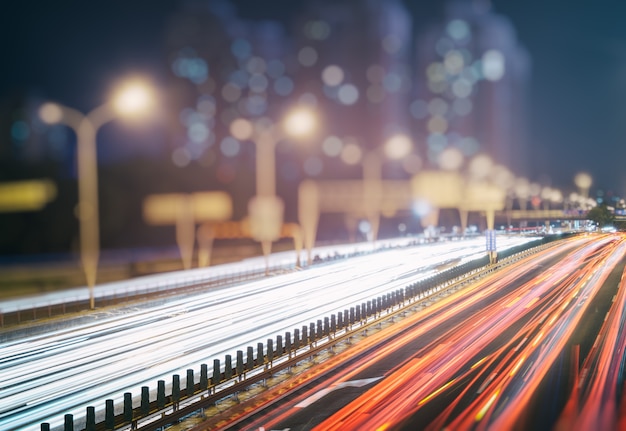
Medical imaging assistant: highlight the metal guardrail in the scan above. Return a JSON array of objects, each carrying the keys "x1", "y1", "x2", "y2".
[
  {"x1": 0, "y1": 263, "x2": 297, "y2": 328},
  {"x1": 1, "y1": 241, "x2": 414, "y2": 328},
  {"x1": 40, "y1": 234, "x2": 571, "y2": 431}
]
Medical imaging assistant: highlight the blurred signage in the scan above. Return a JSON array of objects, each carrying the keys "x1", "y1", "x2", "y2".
[
  {"x1": 143, "y1": 191, "x2": 233, "y2": 270},
  {"x1": 0, "y1": 179, "x2": 57, "y2": 212},
  {"x1": 313, "y1": 180, "x2": 412, "y2": 213},
  {"x1": 486, "y1": 229, "x2": 497, "y2": 252},
  {"x1": 461, "y1": 181, "x2": 507, "y2": 211},
  {"x1": 411, "y1": 171, "x2": 464, "y2": 208},
  {"x1": 143, "y1": 192, "x2": 232, "y2": 225}
]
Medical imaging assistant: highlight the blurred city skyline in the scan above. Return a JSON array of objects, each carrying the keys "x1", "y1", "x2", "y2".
[{"x1": 1, "y1": 0, "x2": 626, "y2": 257}]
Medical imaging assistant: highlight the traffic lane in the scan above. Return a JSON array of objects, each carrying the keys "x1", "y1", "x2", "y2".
[
  {"x1": 486, "y1": 237, "x2": 626, "y2": 431},
  {"x1": 326, "y1": 238, "x2": 624, "y2": 430},
  {"x1": 1, "y1": 238, "x2": 488, "y2": 365},
  {"x1": 550, "y1": 240, "x2": 626, "y2": 431},
  {"x1": 318, "y1": 263, "x2": 593, "y2": 430},
  {"x1": 1, "y1": 239, "x2": 534, "y2": 430},
  {"x1": 229, "y1": 237, "x2": 597, "y2": 430},
  {"x1": 411, "y1": 235, "x2": 626, "y2": 431},
  {"x1": 257, "y1": 236, "x2": 617, "y2": 431}
]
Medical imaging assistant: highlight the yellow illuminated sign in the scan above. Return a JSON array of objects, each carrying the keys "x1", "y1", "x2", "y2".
[{"x1": 0, "y1": 179, "x2": 57, "y2": 212}]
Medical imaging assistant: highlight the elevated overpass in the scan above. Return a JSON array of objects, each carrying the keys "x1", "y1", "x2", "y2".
[{"x1": 494, "y1": 209, "x2": 588, "y2": 222}]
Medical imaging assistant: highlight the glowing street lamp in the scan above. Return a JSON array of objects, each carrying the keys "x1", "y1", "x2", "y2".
[
  {"x1": 574, "y1": 172, "x2": 593, "y2": 198},
  {"x1": 541, "y1": 187, "x2": 554, "y2": 210},
  {"x1": 39, "y1": 77, "x2": 155, "y2": 309},
  {"x1": 283, "y1": 106, "x2": 319, "y2": 140}
]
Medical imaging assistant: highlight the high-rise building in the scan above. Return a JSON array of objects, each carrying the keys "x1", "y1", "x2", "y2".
[
  {"x1": 165, "y1": 0, "x2": 415, "y2": 179},
  {"x1": 164, "y1": 0, "x2": 304, "y2": 199},
  {"x1": 163, "y1": 0, "x2": 419, "y2": 226},
  {"x1": 289, "y1": 0, "x2": 413, "y2": 178},
  {"x1": 413, "y1": 0, "x2": 531, "y2": 177},
  {"x1": 164, "y1": 0, "x2": 531, "y2": 213}
]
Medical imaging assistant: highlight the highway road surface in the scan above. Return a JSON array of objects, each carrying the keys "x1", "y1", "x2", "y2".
[
  {"x1": 213, "y1": 233, "x2": 626, "y2": 431},
  {"x1": 0, "y1": 235, "x2": 537, "y2": 430}
]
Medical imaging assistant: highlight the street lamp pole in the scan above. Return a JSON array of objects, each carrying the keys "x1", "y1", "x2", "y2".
[
  {"x1": 40, "y1": 103, "x2": 115, "y2": 309},
  {"x1": 235, "y1": 107, "x2": 319, "y2": 274},
  {"x1": 40, "y1": 79, "x2": 154, "y2": 309},
  {"x1": 362, "y1": 133, "x2": 412, "y2": 243},
  {"x1": 76, "y1": 107, "x2": 115, "y2": 307},
  {"x1": 255, "y1": 128, "x2": 277, "y2": 198},
  {"x1": 362, "y1": 151, "x2": 383, "y2": 243},
  {"x1": 253, "y1": 125, "x2": 282, "y2": 268}
]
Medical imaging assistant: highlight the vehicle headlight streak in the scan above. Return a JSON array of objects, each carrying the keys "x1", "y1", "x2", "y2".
[
  {"x1": 279, "y1": 235, "x2": 626, "y2": 431},
  {"x1": 0, "y1": 236, "x2": 538, "y2": 430}
]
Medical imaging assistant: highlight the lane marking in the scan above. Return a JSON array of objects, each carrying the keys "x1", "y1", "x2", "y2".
[{"x1": 295, "y1": 376, "x2": 383, "y2": 408}]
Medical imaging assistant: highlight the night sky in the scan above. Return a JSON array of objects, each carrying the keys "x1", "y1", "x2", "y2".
[{"x1": 2, "y1": 0, "x2": 626, "y2": 194}]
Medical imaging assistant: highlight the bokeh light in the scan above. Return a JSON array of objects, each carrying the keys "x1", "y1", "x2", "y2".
[
  {"x1": 382, "y1": 72, "x2": 402, "y2": 93},
  {"x1": 366, "y1": 64, "x2": 385, "y2": 83},
  {"x1": 229, "y1": 118, "x2": 253, "y2": 141},
  {"x1": 451, "y1": 78, "x2": 472, "y2": 98},
  {"x1": 298, "y1": 46, "x2": 318, "y2": 66},
  {"x1": 231, "y1": 38, "x2": 252, "y2": 59},
  {"x1": 444, "y1": 50, "x2": 464, "y2": 74},
  {"x1": 428, "y1": 98, "x2": 448, "y2": 116},
  {"x1": 283, "y1": 106, "x2": 318, "y2": 138},
  {"x1": 321, "y1": 65, "x2": 344, "y2": 86},
  {"x1": 274, "y1": 76, "x2": 294, "y2": 96},
  {"x1": 246, "y1": 56, "x2": 266, "y2": 74},
  {"x1": 39, "y1": 103, "x2": 63, "y2": 124},
  {"x1": 468, "y1": 154, "x2": 493, "y2": 179},
  {"x1": 248, "y1": 74, "x2": 269, "y2": 93},
  {"x1": 171, "y1": 147, "x2": 191, "y2": 167},
  {"x1": 266, "y1": 59, "x2": 285, "y2": 78},
  {"x1": 447, "y1": 19, "x2": 470, "y2": 41},
  {"x1": 482, "y1": 49, "x2": 505, "y2": 81},
  {"x1": 322, "y1": 136, "x2": 343, "y2": 157},
  {"x1": 340, "y1": 141, "x2": 363, "y2": 165},
  {"x1": 427, "y1": 116, "x2": 448, "y2": 134},
  {"x1": 11, "y1": 121, "x2": 30, "y2": 141},
  {"x1": 575, "y1": 172, "x2": 593, "y2": 189},
  {"x1": 187, "y1": 122, "x2": 210, "y2": 143},
  {"x1": 172, "y1": 55, "x2": 208, "y2": 84},
  {"x1": 337, "y1": 84, "x2": 359, "y2": 105},
  {"x1": 304, "y1": 20, "x2": 331, "y2": 40},
  {"x1": 112, "y1": 79, "x2": 154, "y2": 117},
  {"x1": 384, "y1": 134, "x2": 412, "y2": 160},
  {"x1": 412, "y1": 199, "x2": 432, "y2": 218},
  {"x1": 410, "y1": 100, "x2": 429, "y2": 119},
  {"x1": 438, "y1": 147, "x2": 464, "y2": 170},
  {"x1": 220, "y1": 136, "x2": 241, "y2": 157}
]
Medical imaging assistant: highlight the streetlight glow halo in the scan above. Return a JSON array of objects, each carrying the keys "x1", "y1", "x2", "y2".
[
  {"x1": 384, "y1": 133, "x2": 412, "y2": 160},
  {"x1": 39, "y1": 103, "x2": 63, "y2": 124},
  {"x1": 574, "y1": 172, "x2": 592, "y2": 189},
  {"x1": 283, "y1": 106, "x2": 318, "y2": 138},
  {"x1": 112, "y1": 78, "x2": 154, "y2": 117}
]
